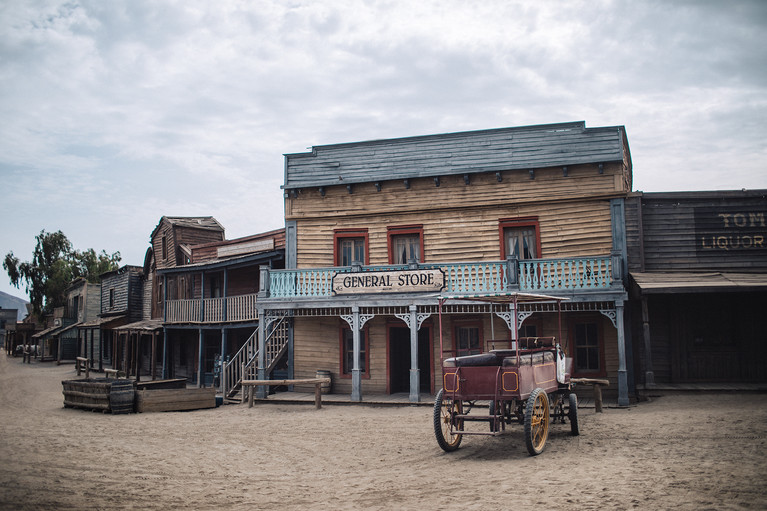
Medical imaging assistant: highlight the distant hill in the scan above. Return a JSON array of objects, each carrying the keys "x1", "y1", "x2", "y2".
[{"x1": 0, "y1": 291, "x2": 29, "y2": 321}]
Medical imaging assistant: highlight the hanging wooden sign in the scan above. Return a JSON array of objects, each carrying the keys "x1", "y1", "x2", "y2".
[{"x1": 332, "y1": 269, "x2": 445, "y2": 295}]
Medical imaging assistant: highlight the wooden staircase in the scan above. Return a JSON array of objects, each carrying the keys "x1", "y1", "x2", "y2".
[{"x1": 222, "y1": 315, "x2": 290, "y2": 400}]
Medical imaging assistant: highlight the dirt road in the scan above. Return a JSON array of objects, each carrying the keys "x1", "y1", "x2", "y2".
[{"x1": 1, "y1": 354, "x2": 765, "y2": 510}]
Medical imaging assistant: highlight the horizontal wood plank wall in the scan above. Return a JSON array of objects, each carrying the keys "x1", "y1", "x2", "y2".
[
  {"x1": 624, "y1": 195, "x2": 644, "y2": 273},
  {"x1": 638, "y1": 194, "x2": 767, "y2": 272},
  {"x1": 290, "y1": 196, "x2": 615, "y2": 268}
]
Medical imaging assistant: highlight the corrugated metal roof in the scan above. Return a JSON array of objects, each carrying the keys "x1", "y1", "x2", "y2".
[{"x1": 284, "y1": 121, "x2": 629, "y2": 190}]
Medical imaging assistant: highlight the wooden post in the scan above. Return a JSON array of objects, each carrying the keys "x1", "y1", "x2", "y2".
[
  {"x1": 248, "y1": 384, "x2": 255, "y2": 408},
  {"x1": 314, "y1": 382, "x2": 322, "y2": 410}
]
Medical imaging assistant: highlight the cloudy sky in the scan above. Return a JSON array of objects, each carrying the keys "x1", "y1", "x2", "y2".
[{"x1": 1, "y1": 0, "x2": 766, "y2": 301}]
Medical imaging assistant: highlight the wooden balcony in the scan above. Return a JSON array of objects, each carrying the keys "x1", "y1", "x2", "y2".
[
  {"x1": 165, "y1": 293, "x2": 259, "y2": 324},
  {"x1": 265, "y1": 255, "x2": 621, "y2": 299}
]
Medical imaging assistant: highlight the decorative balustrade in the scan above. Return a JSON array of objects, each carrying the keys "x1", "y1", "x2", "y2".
[
  {"x1": 165, "y1": 293, "x2": 259, "y2": 323},
  {"x1": 267, "y1": 257, "x2": 615, "y2": 299},
  {"x1": 518, "y1": 257, "x2": 612, "y2": 291}
]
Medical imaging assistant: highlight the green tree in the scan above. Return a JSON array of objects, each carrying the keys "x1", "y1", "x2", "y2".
[{"x1": 3, "y1": 230, "x2": 121, "y2": 315}]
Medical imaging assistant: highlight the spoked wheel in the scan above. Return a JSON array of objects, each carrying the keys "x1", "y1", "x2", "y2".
[
  {"x1": 568, "y1": 392, "x2": 580, "y2": 436},
  {"x1": 524, "y1": 388, "x2": 550, "y2": 456},
  {"x1": 433, "y1": 388, "x2": 463, "y2": 452}
]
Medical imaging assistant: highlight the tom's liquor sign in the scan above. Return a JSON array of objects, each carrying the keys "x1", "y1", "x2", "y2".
[
  {"x1": 332, "y1": 269, "x2": 445, "y2": 295},
  {"x1": 695, "y1": 206, "x2": 765, "y2": 252}
]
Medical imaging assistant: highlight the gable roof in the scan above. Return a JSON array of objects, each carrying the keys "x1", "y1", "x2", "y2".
[
  {"x1": 283, "y1": 121, "x2": 630, "y2": 191},
  {"x1": 150, "y1": 216, "x2": 224, "y2": 239}
]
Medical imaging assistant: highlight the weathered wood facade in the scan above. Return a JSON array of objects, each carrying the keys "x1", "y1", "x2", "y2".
[
  {"x1": 259, "y1": 121, "x2": 633, "y2": 405},
  {"x1": 626, "y1": 190, "x2": 767, "y2": 386}
]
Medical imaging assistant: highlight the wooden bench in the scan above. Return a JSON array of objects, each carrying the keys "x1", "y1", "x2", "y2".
[
  {"x1": 571, "y1": 377, "x2": 610, "y2": 413},
  {"x1": 104, "y1": 369, "x2": 120, "y2": 379},
  {"x1": 75, "y1": 357, "x2": 90, "y2": 379},
  {"x1": 241, "y1": 378, "x2": 331, "y2": 410}
]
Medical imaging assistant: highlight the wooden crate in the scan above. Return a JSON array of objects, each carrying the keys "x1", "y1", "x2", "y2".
[{"x1": 135, "y1": 387, "x2": 216, "y2": 413}]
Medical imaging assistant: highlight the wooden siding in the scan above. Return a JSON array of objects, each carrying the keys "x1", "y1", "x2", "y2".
[
  {"x1": 100, "y1": 267, "x2": 143, "y2": 321},
  {"x1": 626, "y1": 191, "x2": 767, "y2": 273},
  {"x1": 292, "y1": 311, "x2": 620, "y2": 398},
  {"x1": 285, "y1": 121, "x2": 629, "y2": 190},
  {"x1": 191, "y1": 229, "x2": 286, "y2": 263},
  {"x1": 152, "y1": 219, "x2": 225, "y2": 270},
  {"x1": 290, "y1": 187, "x2": 615, "y2": 269}
]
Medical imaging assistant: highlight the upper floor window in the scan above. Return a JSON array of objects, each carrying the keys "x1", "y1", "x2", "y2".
[
  {"x1": 500, "y1": 218, "x2": 540, "y2": 260},
  {"x1": 334, "y1": 229, "x2": 368, "y2": 266},
  {"x1": 388, "y1": 225, "x2": 423, "y2": 264},
  {"x1": 109, "y1": 288, "x2": 115, "y2": 309},
  {"x1": 161, "y1": 236, "x2": 168, "y2": 260}
]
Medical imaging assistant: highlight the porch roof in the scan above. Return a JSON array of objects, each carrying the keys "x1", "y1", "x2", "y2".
[
  {"x1": 630, "y1": 272, "x2": 767, "y2": 294},
  {"x1": 114, "y1": 319, "x2": 163, "y2": 332}
]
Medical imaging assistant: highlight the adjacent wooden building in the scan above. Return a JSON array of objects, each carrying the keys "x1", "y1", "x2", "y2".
[
  {"x1": 258, "y1": 121, "x2": 633, "y2": 405},
  {"x1": 626, "y1": 190, "x2": 767, "y2": 386}
]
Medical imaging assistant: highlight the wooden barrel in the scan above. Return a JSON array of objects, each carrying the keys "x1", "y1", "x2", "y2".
[
  {"x1": 316, "y1": 370, "x2": 332, "y2": 394},
  {"x1": 109, "y1": 380, "x2": 135, "y2": 414}
]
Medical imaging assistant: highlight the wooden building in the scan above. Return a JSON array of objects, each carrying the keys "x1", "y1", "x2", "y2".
[
  {"x1": 157, "y1": 228, "x2": 285, "y2": 391},
  {"x1": 257, "y1": 121, "x2": 633, "y2": 405},
  {"x1": 626, "y1": 190, "x2": 767, "y2": 387}
]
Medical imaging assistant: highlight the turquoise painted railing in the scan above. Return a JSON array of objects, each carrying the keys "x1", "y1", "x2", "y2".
[
  {"x1": 519, "y1": 257, "x2": 612, "y2": 291},
  {"x1": 268, "y1": 257, "x2": 613, "y2": 298}
]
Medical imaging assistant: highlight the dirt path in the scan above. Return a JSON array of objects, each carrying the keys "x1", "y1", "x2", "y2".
[{"x1": 1, "y1": 354, "x2": 765, "y2": 510}]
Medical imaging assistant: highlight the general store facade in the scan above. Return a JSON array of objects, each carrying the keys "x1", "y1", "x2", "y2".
[{"x1": 257, "y1": 121, "x2": 634, "y2": 405}]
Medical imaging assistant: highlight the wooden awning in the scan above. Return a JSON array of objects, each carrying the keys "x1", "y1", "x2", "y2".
[
  {"x1": 630, "y1": 272, "x2": 767, "y2": 294},
  {"x1": 438, "y1": 292, "x2": 568, "y2": 304}
]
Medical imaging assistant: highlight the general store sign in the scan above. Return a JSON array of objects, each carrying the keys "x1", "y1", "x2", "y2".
[{"x1": 332, "y1": 269, "x2": 445, "y2": 295}]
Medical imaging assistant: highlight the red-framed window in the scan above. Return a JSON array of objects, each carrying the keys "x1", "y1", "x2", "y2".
[
  {"x1": 569, "y1": 316, "x2": 606, "y2": 377},
  {"x1": 453, "y1": 320, "x2": 483, "y2": 357},
  {"x1": 339, "y1": 325, "x2": 370, "y2": 378},
  {"x1": 334, "y1": 229, "x2": 369, "y2": 266},
  {"x1": 499, "y1": 217, "x2": 541, "y2": 260},
  {"x1": 387, "y1": 225, "x2": 424, "y2": 264}
]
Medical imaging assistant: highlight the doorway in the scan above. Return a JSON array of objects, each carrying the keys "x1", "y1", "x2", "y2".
[{"x1": 388, "y1": 326, "x2": 431, "y2": 394}]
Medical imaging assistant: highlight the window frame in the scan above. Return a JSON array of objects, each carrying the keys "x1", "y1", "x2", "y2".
[
  {"x1": 568, "y1": 315, "x2": 607, "y2": 377},
  {"x1": 453, "y1": 320, "x2": 484, "y2": 357},
  {"x1": 387, "y1": 225, "x2": 424, "y2": 264},
  {"x1": 339, "y1": 323, "x2": 370, "y2": 379},
  {"x1": 333, "y1": 229, "x2": 369, "y2": 266},
  {"x1": 499, "y1": 217, "x2": 541, "y2": 260}
]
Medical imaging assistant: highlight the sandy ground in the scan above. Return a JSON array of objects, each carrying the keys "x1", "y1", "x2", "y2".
[{"x1": 1, "y1": 355, "x2": 766, "y2": 511}]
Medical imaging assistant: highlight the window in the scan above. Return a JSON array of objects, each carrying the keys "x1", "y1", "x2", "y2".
[
  {"x1": 455, "y1": 323, "x2": 482, "y2": 356},
  {"x1": 388, "y1": 225, "x2": 423, "y2": 264},
  {"x1": 500, "y1": 218, "x2": 540, "y2": 260},
  {"x1": 573, "y1": 321, "x2": 601, "y2": 374},
  {"x1": 519, "y1": 323, "x2": 538, "y2": 338},
  {"x1": 109, "y1": 288, "x2": 115, "y2": 309},
  {"x1": 341, "y1": 327, "x2": 368, "y2": 376},
  {"x1": 161, "y1": 236, "x2": 168, "y2": 260},
  {"x1": 334, "y1": 229, "x2": 368, "y2": 266},
  {"x1": 208, "y1": 274, "x2": 222, "y2": 298}
]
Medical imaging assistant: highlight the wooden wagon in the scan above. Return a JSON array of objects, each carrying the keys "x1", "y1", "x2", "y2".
[{"x1": 434, "y1": 293, "x2": 579, "y2": 456}]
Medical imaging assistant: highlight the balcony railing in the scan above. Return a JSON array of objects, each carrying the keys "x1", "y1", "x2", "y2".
[
  {"x1": 165, "y1": 293, "x2": 259, "y2": 323},
  {"x1": 266, "y1": 255, "x2": 619, "y2": 299}
]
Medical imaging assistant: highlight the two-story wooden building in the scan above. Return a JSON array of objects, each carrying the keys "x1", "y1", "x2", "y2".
[
  {"x1": 626, "y1": 190, "x2": 767, "y2": 388},
  {"x1": 257, "y1": 121, "x2": 633, "y2": 405}
]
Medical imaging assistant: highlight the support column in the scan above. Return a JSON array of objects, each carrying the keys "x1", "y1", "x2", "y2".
[
  {"x1": 151, "y1": 332, "x2": 157, "y2": 380},
  {"x1": 408, "y1": 305, "x2": 420, "y2": 403},
  {"x1": 351, "y1": 306, "x2": 362, "y2": 402},
  {"x1": 256, "y1": 308, "x2": 267, "y2": 398},
  {"x1": 641, "y1": 296, "x2": 655, "y2": 387},
  {"x1": 616, "y1": 301, "x2": 629, "y2": 406},
  {"x1": 220, "y1": 328, "x2": 227, "y2": 392},
  {"x1": 162, "y1": 329, "x2": 168, "y2": 380},
  {"x1": 197, "y1": 328, "x2": 203, "y2": 388}
]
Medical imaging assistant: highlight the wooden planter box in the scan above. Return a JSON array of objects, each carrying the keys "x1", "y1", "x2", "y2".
[
  {"x1": 135, "y1": 387, "x2": 216, "y2": 413},
  {"x1": 62, "y1": 379, "x2": 135, "y2": 414}
]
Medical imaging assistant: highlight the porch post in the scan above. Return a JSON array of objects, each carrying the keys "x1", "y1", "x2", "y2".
[
  {"x1": 151, "y1": 332, "x2": 157, "y2": 380},
  {"x1": 220, "y1": 327, "x2": 227, "y2": 392},
  {"x1": 197, "y1": 328, "x2": 203, "y2": 388},
  {"x1": 409, "y1": 305, "x2": 420, "y2": 403},
  {"x1": 641, "y1": 296, "x2": 655, "y2": 387},
  {"x1": 351, "y1": 306, "x2": 362, "y2": 402},
  {"x1": 616, "y1": 300, "x2": 629, "y2": 406},
  {"x1": 162, "y1": 329, "x2": 168, "y2": 379},
  {"x1": 256, "y1": 308, "x2": 267, "y2": 398}
]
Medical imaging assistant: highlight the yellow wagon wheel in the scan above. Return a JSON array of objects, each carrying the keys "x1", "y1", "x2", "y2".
[
  {"x1": 433, "y1": 388, "x2": 463, "y2": 452},
  {"x1": 524, "y1": 388, "x2": 550, "y2": 456}
]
